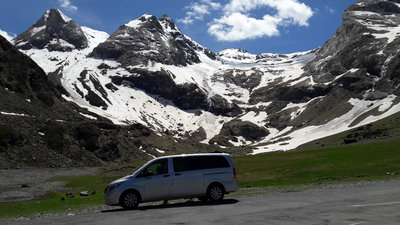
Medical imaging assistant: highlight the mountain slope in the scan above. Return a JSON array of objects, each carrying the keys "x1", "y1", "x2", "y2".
[
  {"x1": 251, "y1": 0, "x2": 400, "y2": 153},
  {"x1": 0, "y1": 34, "x2": 102, "y2": 168},
  {"x1": 1, "y1": 34, "x2": 231, "y2": 168}
]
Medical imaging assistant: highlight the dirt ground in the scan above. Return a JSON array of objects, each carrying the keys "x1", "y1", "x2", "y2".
[{"x1": 0, "y1": 168, "x2": 99, "y2": 202}]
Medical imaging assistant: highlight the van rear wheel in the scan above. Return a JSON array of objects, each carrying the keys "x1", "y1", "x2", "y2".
[
  {"x1": 207, "y1": 184, "x2": 224, "y2": 202},
  {"x1": 120, "y1": 191, "x2": 139, "y2": 210}
]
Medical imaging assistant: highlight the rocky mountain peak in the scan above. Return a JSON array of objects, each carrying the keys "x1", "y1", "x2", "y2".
[
  {"x1": 45, "y1": 8, "x2": 72, "y2": 24},
  {"x1": 90, "y1": 14, "x2": 216, "y2": 67},
  {"x1": 347, "y1": 0, "x2": 400, "y2": 14},
  {"x1": 125, "y1": 14, "x2": 161, "y2": 30},
  {"x1": 158, "y1": 14, "x2": 179, "y2": 32},
  {"x1": 14, "y1": 8, "x2": 88, "y2": 51}
]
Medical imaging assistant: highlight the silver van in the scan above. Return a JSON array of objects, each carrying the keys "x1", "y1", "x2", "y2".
[{"x1": 104, "y1": 153, "x2": 238, "y2": 209}]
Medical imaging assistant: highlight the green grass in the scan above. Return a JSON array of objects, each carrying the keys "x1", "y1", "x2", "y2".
[
  {"x1": 1, "y1": 139, "x2": 400, "y2": 219},
  {"x1": 234, "y1": 138, "x2": 400, "y2": 187}
]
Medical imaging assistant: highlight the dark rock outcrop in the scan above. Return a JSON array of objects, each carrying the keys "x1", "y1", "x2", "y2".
[
  {"x1": 250, "y1": 84, "x2": 332, "y2": 104},
  {"x1": 213, "y1": 69, "x2": 262, "y2": 92},
  {"x1": 210, "y1": 120, "x2": 269, "y2": 146},
  {"x1": 111, "y1": 68, "x2": 240, "y2": 116}
]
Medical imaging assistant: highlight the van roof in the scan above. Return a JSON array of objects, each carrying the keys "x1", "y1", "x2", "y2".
[{"x1": 154, "y1": 153, "x2": 230, "y2": 160}]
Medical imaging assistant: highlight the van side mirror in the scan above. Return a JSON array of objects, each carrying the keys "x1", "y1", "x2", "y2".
[
  {"x1": 138, "y1": 170, "x2": 153, "y2": 178},
  {"x1": 144, "y1": 170, "x2": 153, "y2": 177}
]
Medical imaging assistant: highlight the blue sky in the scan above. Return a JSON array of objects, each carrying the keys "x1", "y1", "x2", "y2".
[{"x1": 0, "y1": 0, "x2": 357, "y2": 54}]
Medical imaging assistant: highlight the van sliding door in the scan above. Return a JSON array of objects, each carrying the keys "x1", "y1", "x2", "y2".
[{"x1": 172, "y1": 157, "x2": 203, "y2": 197}]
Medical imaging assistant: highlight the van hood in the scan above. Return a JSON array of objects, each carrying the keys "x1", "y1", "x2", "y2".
[{"x1": 109, "y1": 175, "x2": 132, "y2": 185}]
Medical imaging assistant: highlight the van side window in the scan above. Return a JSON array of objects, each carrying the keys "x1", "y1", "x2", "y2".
[
  {"x1": 173, "y1": 156, "x2": 230, "y2": 172},
  {"x1": 137, "y1": 158, "x2": 168, "y2": 177}
]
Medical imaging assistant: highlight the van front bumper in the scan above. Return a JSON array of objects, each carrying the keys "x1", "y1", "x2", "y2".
[{"x1": 104, "y1": 187, "x2": 121, "y2": 206}]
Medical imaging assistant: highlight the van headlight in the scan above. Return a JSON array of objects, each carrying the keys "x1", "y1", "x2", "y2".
[{"x1": 105, "y1": 183, "x2": 121, "y2": 193}]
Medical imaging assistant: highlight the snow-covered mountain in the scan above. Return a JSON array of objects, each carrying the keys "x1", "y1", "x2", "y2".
[{"x1": 12, "y1": 0, "x2": 400, "y2": 155}]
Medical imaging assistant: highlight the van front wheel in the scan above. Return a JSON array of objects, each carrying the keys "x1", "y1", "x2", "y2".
[
  {"x1": 207, "y1": 184, "x2": 224, "y2": 202},
  {"x1": 120, "y1": 191, "x2": 139, "y2": 210}
]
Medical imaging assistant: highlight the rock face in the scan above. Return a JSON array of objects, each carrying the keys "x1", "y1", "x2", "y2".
[
  {"x1": 0, "y1": 35, "x2": 59, "y2": 106},
  {"x1": 91, "y1": 14, "x2": 215, "y2": 67},
  {"x1": 0, "y1": 35, "x2": 95, "y2": 167},
  {"x1": 14, "y1": 8, "x2": 88, "y2": 51}
]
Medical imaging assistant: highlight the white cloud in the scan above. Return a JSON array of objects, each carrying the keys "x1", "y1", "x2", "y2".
[
  {"x1": 58, "y1": 0, "x2": 78, "y2": 12},
  {"x1": 0, "y1": 29, "x2": 16, "y2": 43},
  {"x1": 208, "y1": 13, "x2": 280, "y2": 41},
  {"x1": 180, "y1": 0, "x2": 313, "y2": 41},
  {"x1": 201, "y1": 0, "x2": 222, "y2": 10},
  {"x1": 178, "y1": 0, "x2": 221, "y2": 25},
  {"x1": 326, "y1": 6, "x2": 336, "y2": 14}
]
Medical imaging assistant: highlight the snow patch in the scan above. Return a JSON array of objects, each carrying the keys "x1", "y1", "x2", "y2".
[
  {"x1": 125, "y1": 15, "x2": 152, "y2": 29},
  {"x1": 56, "y1": 9, "x2": 72, "y2": 23},
  {"x1": 30, "y1": 26, "x2": 46, "y2": 36},
  {"x1": 0, "y1": 111, "x2": 31, "y2": 117},
  {"x1": 378, "y1": 96, "x2": 395, "y2": 112},
  {"x1": 155, "y1": 148, "x2": 165, "y2": 154},
  {"x1": 140, "y1": 148, "x2": 156, "y2": 159},
  {"x1": 353, "y1": 10, "x2": 400, "y2": 44},
  {"x1": 79, "y1": 112, "x2": 97, "y2": 120},
  {"x1": 81, "y1": 26, "x2": 109, "y2": 50},
  {"x1": 240, "y1": 111, "x2": 268, "y2": 127}
]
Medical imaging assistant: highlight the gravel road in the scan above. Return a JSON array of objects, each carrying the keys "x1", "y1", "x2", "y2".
[{"x1": 4, "y1": 178, "x2": 400, "y2": 225}]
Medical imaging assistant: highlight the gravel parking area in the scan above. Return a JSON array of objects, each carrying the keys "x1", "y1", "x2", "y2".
[
  {"x1": 4, "y1": 178, "x2": 400, "y2": 225},
  {"x1": 0, "y1": 168, "x2": 99, "y2": 202}
]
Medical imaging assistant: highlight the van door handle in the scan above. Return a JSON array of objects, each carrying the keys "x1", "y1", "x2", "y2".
[
  {"x1": 163, "y1": 175, "x2": 170, "y2": 178},
  {"x1": 175, "y1": 173, "x2": 181, "y2": 176}
]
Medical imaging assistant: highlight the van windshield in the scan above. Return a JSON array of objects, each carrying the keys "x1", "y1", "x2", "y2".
[{"x1": 137, "y1": 158, "x2": 168, "y2": 177}]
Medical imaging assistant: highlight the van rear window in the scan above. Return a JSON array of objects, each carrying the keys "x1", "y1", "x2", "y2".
[{"x1": 173, "y1": 156, "x2": 230, "y2": 172}]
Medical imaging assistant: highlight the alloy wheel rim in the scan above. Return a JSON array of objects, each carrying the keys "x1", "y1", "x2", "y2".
[
  {"x1": 210, "y1": 187, "x2": 222, "y2": 200},
  {"x1": 124, "y1": 193, "x2": 138, "y2": 207}
]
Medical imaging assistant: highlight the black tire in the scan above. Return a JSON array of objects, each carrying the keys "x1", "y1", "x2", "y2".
[
  {"x1": 120, "y1": 191, "x2": 140, "y2": 210},
  {"x1": 198, "y1": 196, "x2": 208, "y2": 202},
  {"x1": 207, "y1": 184, "x2": 224, "y2": 202}
]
